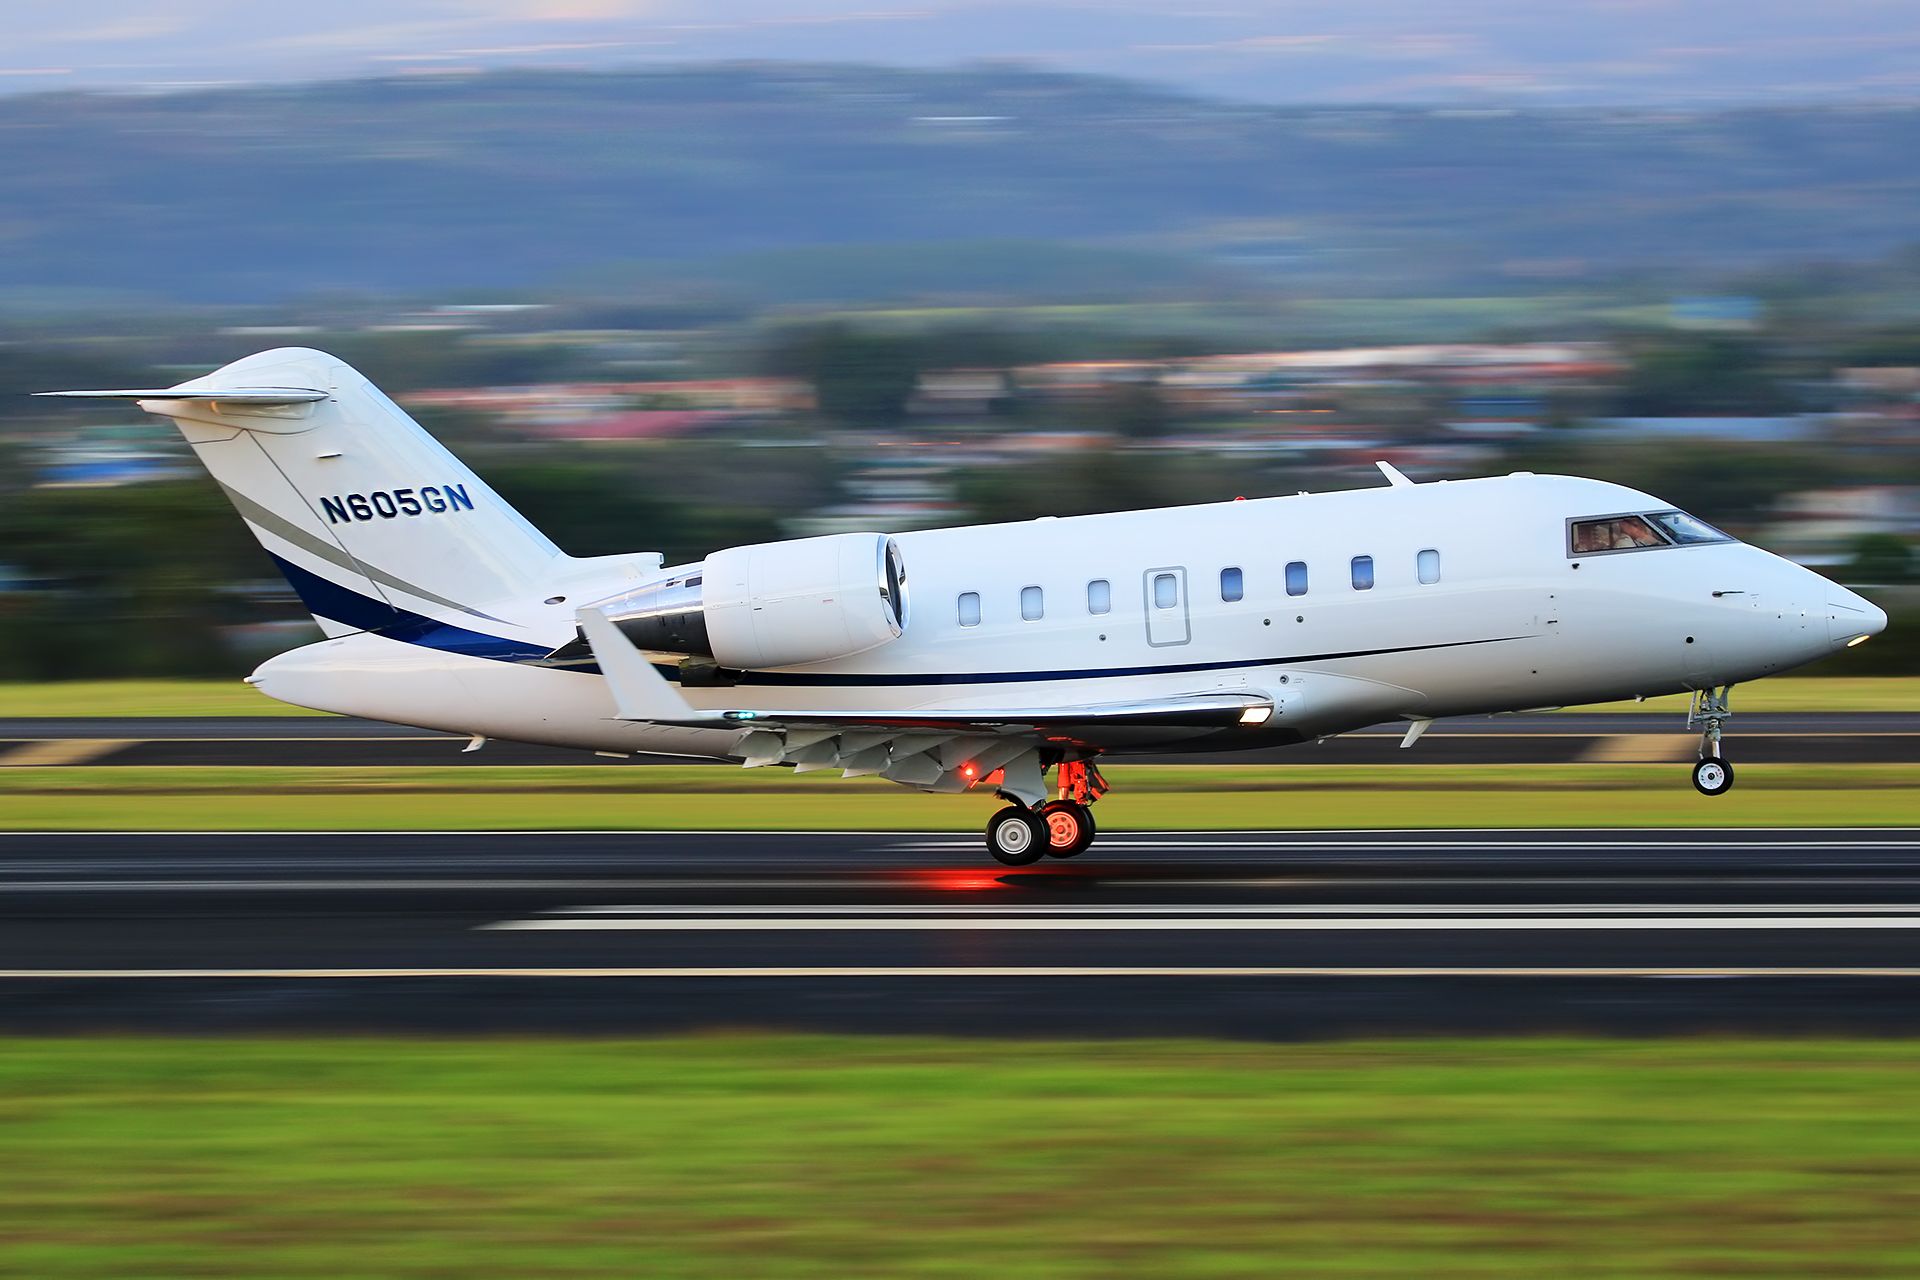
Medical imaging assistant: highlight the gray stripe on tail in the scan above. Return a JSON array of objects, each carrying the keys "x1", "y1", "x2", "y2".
[{"x1": 219, "y1": 482, "x2": 510, "y2": 624}]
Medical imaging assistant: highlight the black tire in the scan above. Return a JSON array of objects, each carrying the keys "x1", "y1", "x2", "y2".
[
  {"x1": 1039, "y1": 801, "x2": 1096, "y2": 858},
  {"x1": 985, "y1": 806, "x2": 1047, "y2": 865},
  {"x1": 1692, "y1": 756, "x2": 1734, "y2": 796}
]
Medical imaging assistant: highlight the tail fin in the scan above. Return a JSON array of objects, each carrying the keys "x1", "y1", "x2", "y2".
[{"x1": 40, "y1": 348, "x2": 561, "y2": 640}]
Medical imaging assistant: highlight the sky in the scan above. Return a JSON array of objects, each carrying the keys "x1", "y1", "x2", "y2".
[{"x1": 9, "y1": 1, "x2": 1920, "y2": 104}]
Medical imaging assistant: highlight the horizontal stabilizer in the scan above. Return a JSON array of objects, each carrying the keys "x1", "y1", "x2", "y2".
[{"x1": 34, "y1": 387, "x2": 329, "y2": 404}]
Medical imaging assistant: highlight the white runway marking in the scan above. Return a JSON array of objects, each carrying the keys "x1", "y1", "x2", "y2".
[
  {"x1": 482, "y1": 904, "x2": 1920, "y2": 932},
  {"x1": 2, "y1": 967, "x2": 1920, "y2": 979},
  {"x1": 540, "y1": 903, "x2": 1920, "y2": 916},
  {"x1": 11, "y1": 876, "x2": 1920, "y2": 892},
  {"x1": 0, "y1": 827, "x2": 1911, "y2": 838},
  {"x1": 898, "y1": 838, "x2": 1920, "y2": 852},
  {"x1": 0, "y1": 879, "x2": 840, "y2": 892}
]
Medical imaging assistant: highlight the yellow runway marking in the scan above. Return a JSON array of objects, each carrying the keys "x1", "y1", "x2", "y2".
[
  {"x1": 0, "y1": 739, "x2": 131, "y2": 767},
  {"x1": 1580, "y1": 734, "x2": 1697, "y2": 763}
]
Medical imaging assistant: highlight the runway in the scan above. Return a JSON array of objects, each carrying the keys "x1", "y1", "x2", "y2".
[
  {"x1": 4, "y1": 827, "x2": 1920, "y2": 1035},
  {"x1": 3, "y1": 711, "x2": 1916, "y2": 766}
]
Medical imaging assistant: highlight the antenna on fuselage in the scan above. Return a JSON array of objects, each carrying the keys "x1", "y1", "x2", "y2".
[{"x1": 1375, "y1": 460, "x2": 1414, "y2": 488}]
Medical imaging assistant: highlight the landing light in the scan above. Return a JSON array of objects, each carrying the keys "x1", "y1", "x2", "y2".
[
  {"x1": 1848, "y1": 634, "x2": 1872, "y2": 648},
  {"x1": 1240, "y1": 706, "x2": 1274, "y2": 725}
]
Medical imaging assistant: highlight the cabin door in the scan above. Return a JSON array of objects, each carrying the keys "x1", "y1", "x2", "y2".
[{"x1": 1143, "y1": 567, "x2": 1191, "y2": 646}]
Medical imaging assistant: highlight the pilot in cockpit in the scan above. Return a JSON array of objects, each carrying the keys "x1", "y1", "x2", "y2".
[
  {"x1": 1609, "y1": 515, "x2": 1665, "y2": 549},
  {"x1": 1571, "y1": 521, "x2": 1608, "y2": 554}
]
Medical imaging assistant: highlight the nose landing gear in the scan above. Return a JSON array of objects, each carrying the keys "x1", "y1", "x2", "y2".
[
  {"x1": 1688, "y1": 686, "x2": 1735, "y2": 796},
  {"x1": 983, "y1": 758, "x2": 1108, "y2": 865}
]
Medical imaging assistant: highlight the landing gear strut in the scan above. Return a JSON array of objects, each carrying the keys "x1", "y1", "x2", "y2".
[
  {"x1": 1688, "y1": 685, "x2": 1735, "y2": 797},
  {"x1": 982, "y1": 758, "x2": 1108, "y2": 865}
]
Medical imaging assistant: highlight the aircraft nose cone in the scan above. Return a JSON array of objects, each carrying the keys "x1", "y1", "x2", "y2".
[{"x1": 1827, "y1": 584, "x2": 1888, "y2": 649}]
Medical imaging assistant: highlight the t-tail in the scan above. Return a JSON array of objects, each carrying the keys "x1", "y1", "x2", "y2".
[{"x1": 39, "y1": 348, "x2": 566, "y2": 644}]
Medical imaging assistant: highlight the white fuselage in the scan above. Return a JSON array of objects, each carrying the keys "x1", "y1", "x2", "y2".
[{"x1": 249, "y1": 472, "x2": 1880, "y2": 759}]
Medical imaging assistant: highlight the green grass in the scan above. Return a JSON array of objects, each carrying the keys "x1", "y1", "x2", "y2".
[
  {"x1": 0, "y1": 764, "x2": 1912, "y2": 829},
  {"x1": 0, "y1": 676, "x2": 1915, "y2": 718},
  {"x1": 1564, "y1": 677, "x2": 1920, "y2": 714},
  {"x1": 4, "y1": 1035, "x2": 1920, "y2": 1278},
  {"x1": 0, "y1": 679, "x2": 324, "y2": 717}
]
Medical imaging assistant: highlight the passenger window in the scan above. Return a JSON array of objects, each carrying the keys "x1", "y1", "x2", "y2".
[
  {"x1": 1153, "y1": 573, "x2": 1178, "y2": 609},
  {"x1": 957, "y1": 592, "x2": 981, "y2": 627},
  {"x1": 1351, "y1": 556, "x2": 1374, "y2": 591},
  {"x1": 1285, "y1": 561, "x2": 1308, "y2": 596},
  {"x1": 1087, "y1": 579, "x2": 1111, "y2": 614},
  {"x1": 1020, "y1": 585, "x2": 1044, "y2": 621},
  {"x1": 1569, "y1": 515, "x2": 1669, "y2": 555},
  {"x1": 1417, "y1": 549, "x2": 1440, "y2": 584},
  {"x1": 1220, "y1": 566, "x2": 1244, "y2": 602}
]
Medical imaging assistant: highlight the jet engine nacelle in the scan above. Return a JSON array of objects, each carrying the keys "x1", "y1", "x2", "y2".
[{"x1": 591, "y1": 532, "x2": 908, "y2": 670}]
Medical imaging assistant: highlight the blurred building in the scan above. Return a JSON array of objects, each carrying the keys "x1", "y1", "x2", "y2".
[{"x1": 1767, "y1": 487, "x2": 1920, "y2": 568}]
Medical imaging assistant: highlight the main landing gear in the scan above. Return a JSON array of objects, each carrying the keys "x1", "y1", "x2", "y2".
[
  {"x1": 984, "y1": 759, "x2": 1108, "y2": 865},
  {"x1": 1688, "y1": 685, "x2": 1735, "y2": 797}
]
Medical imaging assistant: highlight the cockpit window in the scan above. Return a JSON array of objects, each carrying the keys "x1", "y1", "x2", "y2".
[
  {"x1": 1568, "y1": 509, "x2": 1735, "y2": 557},
  {"x1": 1569, "y1": 515, "x2": 1668, "y2": 555},
  {"x1": 1647, "y1": 510, "x2": 1733, "y2": 545}
]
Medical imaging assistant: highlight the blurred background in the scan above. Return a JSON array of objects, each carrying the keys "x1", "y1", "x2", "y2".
[{"x1": 3, "y1": 2, "x2": 1918, "y2": 680}]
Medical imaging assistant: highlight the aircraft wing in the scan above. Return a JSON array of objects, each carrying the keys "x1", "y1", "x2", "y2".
[
  {"x1": 579, "y1": 607, "x2": 1273, "y2": 729},
  {"x1": 577, "y1": 608, "x2": 1281, "y2": 799}
]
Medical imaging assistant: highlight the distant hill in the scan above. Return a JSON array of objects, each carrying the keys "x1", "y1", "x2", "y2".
[{"x1": 4, "y1": 65, "x2": 1920, "y2": 303}]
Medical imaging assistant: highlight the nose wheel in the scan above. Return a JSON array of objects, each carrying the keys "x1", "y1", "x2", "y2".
[
  {"x1": 1692, "y1": 756, "x2": 1734, "y2": 796},
  {"x1": 1687, "y1": 686, "x2": 1736, "y2": 796}
]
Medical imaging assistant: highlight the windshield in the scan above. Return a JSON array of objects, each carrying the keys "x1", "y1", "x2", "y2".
[{"x1": 1648, "y1": 510, "x2": 1733, "y2": 545}]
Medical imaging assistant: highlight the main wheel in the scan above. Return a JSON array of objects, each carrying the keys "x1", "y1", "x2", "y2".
[
  {"x1": 1039, "y1": 801, "x2": 1096, "y2": 858},
  {"x1": 1692, "y1": 756, "x2": 1734, "y2": 796},
  {"x1": 985, "y1": 806, "x2": 1048, "y2": 865}
]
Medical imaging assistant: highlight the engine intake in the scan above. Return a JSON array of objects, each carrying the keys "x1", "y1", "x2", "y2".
[{"x1": 587, "y1": 532, "x2": 908, "y2": 670}]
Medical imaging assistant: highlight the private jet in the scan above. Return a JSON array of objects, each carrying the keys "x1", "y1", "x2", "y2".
[{"x1": 41, "y1": 348, "x2": 1888, "y2": 864}]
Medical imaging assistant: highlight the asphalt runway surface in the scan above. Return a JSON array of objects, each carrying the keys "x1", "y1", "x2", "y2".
[
  {"x1": 3, "y1": 712, "x2": 1916, "y2": 766},
  {"x1": 5, "y1": 827, "x2": 1920, "y2": 1036}
]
